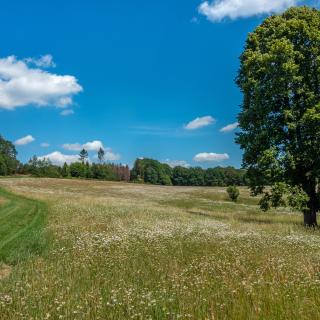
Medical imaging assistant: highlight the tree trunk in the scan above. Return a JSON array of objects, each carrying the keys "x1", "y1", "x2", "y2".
[
  {"x1": 304, "y1": 211, "x2": 317, "y2": 227},
  {"x1": 303, "y1": 182, "x2": 319, "y2": 227}
]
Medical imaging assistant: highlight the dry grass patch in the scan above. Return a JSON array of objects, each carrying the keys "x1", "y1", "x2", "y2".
[
  {"x1": 0, "y1": 197, "x2": 8, "y2": 206},
  {"x1": 0, "y1": 264, "x2": 11, "y2": 281}
]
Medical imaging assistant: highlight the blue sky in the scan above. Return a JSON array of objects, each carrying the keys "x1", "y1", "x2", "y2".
[{"x1": 0, "y1": 0, "x2": 317, "y2": 168}]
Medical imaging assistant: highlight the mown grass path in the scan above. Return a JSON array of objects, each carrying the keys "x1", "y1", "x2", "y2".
[{"x1": 0, "y1": 188, "x2": 48, "y2": 265}]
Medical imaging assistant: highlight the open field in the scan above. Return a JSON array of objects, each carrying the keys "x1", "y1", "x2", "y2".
[{"x1": 0, "y1": 178, "x2": 320, "y2": 319}]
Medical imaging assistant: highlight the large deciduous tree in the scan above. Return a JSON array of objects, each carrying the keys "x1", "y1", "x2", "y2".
[{"x1": 236, "y1": 7, "x2": 320, "y2": 226}]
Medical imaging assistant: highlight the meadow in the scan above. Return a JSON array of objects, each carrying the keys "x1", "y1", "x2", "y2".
[{"x1": 0, "y1": 178, "x2": 320, "y2": 319}]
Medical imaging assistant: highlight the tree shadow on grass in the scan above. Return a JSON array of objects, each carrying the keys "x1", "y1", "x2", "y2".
[
  {"x1": 187, "y1": 210, "x2": 300, "y2": 226},
  {"x1": 186, "y1": 210, "x2": 230, "y2": 222}
]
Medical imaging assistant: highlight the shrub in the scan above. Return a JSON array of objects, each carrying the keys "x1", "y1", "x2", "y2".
[{"x1": 227, "y1": 185, "x2": 240, "y2": 202}]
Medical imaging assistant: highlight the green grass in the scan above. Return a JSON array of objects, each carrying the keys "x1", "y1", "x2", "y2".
[
  {"x1": 0, "y1": 188, "x2": 48, "y2": 265},
  {"x1": 0, "y1": 178, "x2": 320, "y2": 319}
]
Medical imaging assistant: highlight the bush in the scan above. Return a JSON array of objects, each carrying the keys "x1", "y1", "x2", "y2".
[
  {"x1": 227, "y1": 185, "x2": 240, "y2": 202},
  {"x1": 69, "y1": 162, "x2": 86, "y2": 178}
]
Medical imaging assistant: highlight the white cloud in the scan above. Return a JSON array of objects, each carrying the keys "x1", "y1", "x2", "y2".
[
  {"x1": 185, "y1": 116, "x2": 215, "y2": 130},
  {"x1": 25, "y1": 54, "x2": 56, "y2": 68},
  {"x1": 83, "y1": 141, "x2": 105, "y2": 152},
  {"x1": 39, "y1": 151, "x2": 79, "y2": 165},
  {"x1": 14, "y1": 135, "x2": 35, "y2": 146},
  {"x1": 198, "y1": 0, "x2": 298, "y2": 22},
  {"x1": 193, "y1": 152, "x2": 229, "y2": 162},
  {"x1": 220, "y1": 122, "x2": 239, "y2": 133},
  {"x1": 60, "y1": 109, "x2": 74, "y2": 116},
  {"x1": 0, "y1": 55, "x2": 82, "y2": 110},
  {"x1": 63, "y1": 141, "x2": 104, "y2": 152},
  {"x1": 62, "y1": 140, "x2": 120, "y2": 161},
  {"x1": 163, "y1": 159, "x2": 190, "y2": 168},
  {"x1": 40, "y1": 142, "x2": 50, "y2": 147},
  {"x1": 105, "y1": 151, "x2": 121, "y2": 161},
  {"x1": 93, "y1": 148, "x2": 121, "y2": 161},
  {"x1": 62, "y1": 143, "x2": 82, "y2": 151}
]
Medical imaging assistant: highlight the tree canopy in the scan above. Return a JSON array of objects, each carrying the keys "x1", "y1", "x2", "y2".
[
  {"x1": 236, "y1": 7, "x2": 320, "y2": 226},
  {"x1": 0, "y1": 135, "x2": 18, "y2": 175},
  {"x1": 131, "y1": 158, "x2": 246, "y2": 186}
]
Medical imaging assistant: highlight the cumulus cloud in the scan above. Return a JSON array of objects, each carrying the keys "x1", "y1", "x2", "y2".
[
  {"x1": 62, "y1": 143, "x2": 82, "y2": 151},
  {"x1": 220, "y1": 122, "x2": 239, "y2": 133},
  {"x1": 25, "y1": 54, "x2": 56, "y2": 68},
  {"x1": 185, "y1": 116, "x2": 215, "y2": 130},
  {"x1": 193, "y1": 152, "x2": 229, "y2": 162},
  {"x1": 60, "y1": 109, "x2": 74, "y2": 116},
  {"x1": 198, "y1": 0, "x2": 298, "y2": 22},
  {"x1": 14, "y1": 135, "x2": 35, "y2": 146},
  {"x1": 39, "y1": 151, "x2": 79, "y2": 165},
  {"x1": 162, "y1": 159, "x2": 190, "y2": 168},
  {"x1": 62, "y1": 140, "x2": 121, "y2": 160},
  {"x1": 82, "y1": 141, "x2": 105, "y2": 151},
  {"x1": 40, "y1": 142, "x2": 50, "y2": 147},
  {"x1": 105, "y1": 150, "x2": 121, "y2": 161},
  {"x1": 0, "y1": 55, "x2": 82, "y2": 110},
  {"x1": 63, "y1": 140, "x2": 104, "y2": 152}
]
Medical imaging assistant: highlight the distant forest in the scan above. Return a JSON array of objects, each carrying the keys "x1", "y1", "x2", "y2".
[
  {"x1": 0, "y1": 135, "x2": 246, "y2": 186},
  {"x1": 131, "y1": 158, "x2": 247, "y2": 186}
]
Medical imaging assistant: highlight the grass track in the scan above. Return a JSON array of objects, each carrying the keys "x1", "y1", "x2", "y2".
[{"x1": 0, "y1": 188, "x2": 48, "y2": 265}]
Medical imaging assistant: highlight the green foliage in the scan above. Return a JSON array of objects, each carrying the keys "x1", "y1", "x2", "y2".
[
  {"x1": 25, "y1": 156, "x2": 61, "y2": 178},
  {"x1": 61, "y1": 162, "x2": 69, "y2": 178},
  {"x1": 131, "y1": 158, "x2": 173, "y2": 185},
  {"x1": 0, "y1": 154, "x2": 8, "y2": 176},
  {"x1": 79, "y1": 149, "x2": 89, "y2": 163},
  {"x1": 91, "y1": 163, "x2": 119, "y2": 180},
  {"x1": 227, "y1": 185, "x2": 240, "y2": 202},
  {"x1": 69, "y1": 162, "x2": 86, "y2": 178},
  {"x1": 132, "y1": 158, "x2": 247, "y2": 186},
  {"x1": 0, "y1": 135, "x2": 19, "y2": 175},
  {"x1": 287, "y1": 186, "x2": 309, "y2": 212},
  {"x1": 236, "y1": 7, "x2": 320, "y2": 224},
  {"x1": 172, "y1": 166, "x2": 190, "y2": 185},
  {"x1": 97, "y1": 147, "x2": 105, "y2": 163}
]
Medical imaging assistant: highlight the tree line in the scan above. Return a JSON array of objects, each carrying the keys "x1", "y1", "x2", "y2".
[
  {"x1": 19, "y1": 156, "x2": 131, "y2": 181},
  {"x1": 0, "y1": 136, "x2": 130, "y2": 181},
  {"x1": 131, "y1": 158, "x2": 247, "y2": 186},
  {"x1": 0, "y1": 135, "x2": 245, "y2": 186}
]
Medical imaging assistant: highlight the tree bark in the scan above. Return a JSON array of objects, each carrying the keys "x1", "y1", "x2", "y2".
[
  {"x1": 302, "y1": 181, "x2": 319, "y2": 227},
  {"x1": 304, "y1": 211, "x2": 317, "y2": 227}
]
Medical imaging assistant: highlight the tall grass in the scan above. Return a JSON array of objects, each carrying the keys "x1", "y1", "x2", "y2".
[{"x1": 0, "y1": 178, "x2": 319, "y2": 319}]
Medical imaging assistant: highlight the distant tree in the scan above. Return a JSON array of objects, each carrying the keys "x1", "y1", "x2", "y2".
[
  {"x1": 227, "y1": 186, "x2": 240, "y2": 202},
  {"x1": 61, "y1": 162, "x2": 69, "y2": 178},
  {"x1": 188, "y1": 167, "x2": 205, "y2": 186},
  {"x1": 69, "y1": 162, "x2": 86, "y2": 178},
  {"x1": 144, "y1": 166, "x2": 158, "y2": 184},
  {"x1": 79, "y1": 149, "x2": 88, "y2": 163},
  {"x1": 0, "y1": 155, "x2": 7, "y2": 176},
  {"x1": 159, "y1": 174, "x2": 172, "y2": 186},
  {"x1": 0, "y1": 135, "x2": 18, "y2": 175},
  {"x1": 85, "y1": 161, "x2": 92, "y2": 178},
  {"x1": 25, "y1": 156, "x2": 61, "y2": 178},
  {"x1": 172, "y1": 166, "x2": 190, "y2": 186},
  {"x1": 236, "y1": 7, "x2": 320, "y2": 226},
  {"x1": 130, "y1": 159, "x2": 145, "y2": 182},
  {"x1": 97, "y1": 147, "x2": 105, "y2": 163}
]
